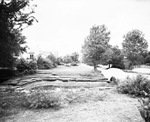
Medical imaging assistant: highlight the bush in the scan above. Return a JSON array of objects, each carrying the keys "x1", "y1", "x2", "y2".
[
  {"x1": 117, "y1": 75, "x2": 150, "y2": 97},
  {"x1": 56, "y1": 57, "x2": 63, "y2": 65},
  {"x1": 37, "y1": 56, "x2": 54, "y2": 69},
  {"x1": 145, "y1": 55, "x2": 150, "y2": 64},
  {"x1": 0, "y1": 69, "x2": 17, "y2": 83},
  {"x1": 117, "y1": 75, "x2": 150, "y2": 121},
  {"x1": 138, "y1": 98, "x2": 150, "y2": 122},
  {"x1": 16, "y1": 58, "x2": 37, "y2": 75},
  {"x1": 0, "y1": 87, "x2": 27, "y2": 118},
  {"x1": 111, "y1": 63, "x2": 125, "y2": 69},
  {"x1": 46, "y1": 53, "x2": 58, "y2": 68},
  {"x1": 43, "y1": 59, "x2": 54, "y2": 69},
  {"x1": 111, "y1": 56, "x2": 125, "y2": 69},
  {"x1": 23, "y1": 89, "x2": 62, "y2": 109},
  {"x1": 71, "y1": 62, "x2": 78, "y2": 66}
]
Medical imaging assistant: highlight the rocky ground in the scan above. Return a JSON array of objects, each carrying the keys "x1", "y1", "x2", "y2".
[{"x1": 0, "y1": 64, "x2": 145, "y2": 122}]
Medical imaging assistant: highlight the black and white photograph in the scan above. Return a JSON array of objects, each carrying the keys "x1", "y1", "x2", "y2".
[{"x1": 1, "y1": 0, "x2": 150, "y2": 121}]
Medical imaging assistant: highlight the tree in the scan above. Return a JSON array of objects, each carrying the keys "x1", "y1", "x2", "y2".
[
  {"x1": 47, "y1": 53, "x2": 58, "y2": 67},
  {"x1": 145, "y1": 55, "x2": 150, "y2": 65},
  {"x1": 82, "y1": 25, "x2": 110, "y2": 70},
  {"x1": 101, "y1": 45, "x2": 113, "y2": 68},
  {"x1": 101, "y1": 46, "x2": 125, "y2": 69},
  {"x1": 63, "y1": 55, "x2": 72, "y2": 65},
  {"x1": 122, "y1": 29, "x2": 148, "y2": 66},
  {"x1": 110, "y1": 46, "x2": 124, "y2": 69},
  {"x1": 71, "y1": 52, "x2": 79, "y2": 63},
  {"x1": 0, "y1": 0, "x2": 37, "y2": 68}
]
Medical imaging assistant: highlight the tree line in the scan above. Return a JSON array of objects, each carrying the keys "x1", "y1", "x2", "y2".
[
  {"x1": 82, "y1": 25, "x2": 149, "y2": 70},
  {"x1": 0, "y1": 0, "x2": 149, "y2": 73},
  {"x1": 0, "y1": 0, "x2": 37, "y2": 68}
]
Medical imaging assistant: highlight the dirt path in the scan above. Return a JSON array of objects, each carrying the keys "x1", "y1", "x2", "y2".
[{"x1": 4, "y1": 88, "x2": 143, "y2": 122}]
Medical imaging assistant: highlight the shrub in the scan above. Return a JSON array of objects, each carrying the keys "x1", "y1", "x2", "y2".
[
  {"x1": 71, "y1": 62, "x2": 78, "y2": 66},
  {"x1": 56, "y1": 57, "x2": 63, "y2": 65},
  {"x1": 37, "y1": 56, "x2": 54, "y2": 69},
  {"x1": 16, "y1": 58, "x2": 37, "y2": 75},
  {"x1": 23, "y1": 90, "x2": 62, "y2": 109},
  {"x1": 145, "y1": 55, "x2": 150, "y2": 64},
  {"x1": 138, "y1": 98, "x2": 150, "y2": 122},
  {"x1": 117, "y1": 75, "x2": 150, "y2": 121},
  {"x1": 47, "y1": 53, "x2": 58, "y2": 68},
  {"x1": 0, "y1": 87, "x2": 27, "y2": 118},
  {"x1": 64, "y1": 89, "x2": 105, "y2": 104},
  {"x1": 42, "y1": 58, "x2": 54, "y2": 69},
  {"x1": 117, "y1": 75, "x2": 150, "y2": 97}
]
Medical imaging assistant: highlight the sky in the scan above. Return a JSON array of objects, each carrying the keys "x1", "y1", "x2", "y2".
[{"x1": 23, "y1": 0, "x2": 150, "y2": 57}]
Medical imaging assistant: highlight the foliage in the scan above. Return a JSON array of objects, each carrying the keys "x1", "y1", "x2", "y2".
[
  {"x1": 122, "y1": 29, "x2": 148, "y2": 66},
  {"x1": 37, "y1": 55, "x2": 44, "y2": 68},
  {"x1": 123, "y1": 59, "x2": 133, "y2": 70},
  {"x1": 37, "y1": 55, "x2": 54, "y2": 69},
  {"x1": 139, "y1": 98, "x2": 150, "y2": 122},
  {"x1": 0, "y1": 86, "x2": 106, "y2": 118},
  {"x1": 145, "y1": 55, "x2": 150, "y2": 65},
  {"x1": 23, "y1": 89, "x2": 62, "y2": 109},
  {"x1": 0, "y1": 69, "x2": 17, "y2": 82},
  {"x1": 118, "y1": 75, "x2": 150, "y2": 122},
  {"x1": 47, "y1": 53, "x2": 58, "y2": 67},
  {"x1": 16, "y1": 58, "x2": 37, "y2": 75},
  {"x1": 0, "y1": 87, "x2": 26, "y2": 118},
  {"x1": 0, "y1": 0, "x2": 37, "y2": 68},
  {"x1": 117, "y1": 75, "x2": 150, "y2": 97},
  {"x1": 71, "y1": 52, "x2": 79, "y2": 63},
  {"x1": 63, "y1": 55, "x2": 72, "y2": 65},
  {"x1": 110, "y1": 46, "x2": 125, "y2": 69},
  {"x1": 71, "y1": 62, "x2": 78, "y2": 66},
  {"x1": 82, "y1": 25, "x2": 110, "y2": 70},
  {"x1": 102, "y1": 46, "x2": 125, "y2": 69},
  {"x1": 56, "y1": 57, "x2": 63, "y2": 65},
  {"x1": 101, "y1": 46, "x2": 113, "y2": 66},
  {"x1": 23, "y1": 87, "x2": 105, "y2": 108}
]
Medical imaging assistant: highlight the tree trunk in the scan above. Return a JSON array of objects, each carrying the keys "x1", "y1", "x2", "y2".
[
  {"x1": 93, "y1": 63, "x2": 97, "y2": 71},
  {"x1": 108, "y1": 63, "x2": 111, "y2": 68}
]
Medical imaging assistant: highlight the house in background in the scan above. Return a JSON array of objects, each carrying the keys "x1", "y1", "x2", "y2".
[{"x1": 20, "y1": 50, "x2": 58, "y2": 60}]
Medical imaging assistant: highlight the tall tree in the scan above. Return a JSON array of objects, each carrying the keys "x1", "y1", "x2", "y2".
[
  {"x1": 122, "y1": 29, "x2": 148, "y2": 66},
  {"x1": 71, "y1": 52, "x2": 79, "y2": 62},
  {"x1": 0, "y1": 0, "x2": 37, "y2": 68},
  {"x1": 82, "y1": 25, "x2": 110, "y2": 70},
  {"x1": 101, "y1": 46, "x2": 125, "y2": 69}
]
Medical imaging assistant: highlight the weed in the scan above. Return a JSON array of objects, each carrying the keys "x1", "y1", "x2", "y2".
[
  {"x1": 117, "y1": 75, "x2": 150, "y2": 97},
  {"x1": 23, "y1": 89, "x2": 62, "y2": 109}
]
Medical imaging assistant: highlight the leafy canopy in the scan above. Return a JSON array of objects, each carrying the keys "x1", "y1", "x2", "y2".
[
  {"x1": 82, "y1": 25, "x2": 110, "y2": 69},
  {"x1": 0, "y1": 0, "x2": 37, "y2": 68},
  {"x1": 122, "y1": 29, "x2": 148, "y2": 65}
]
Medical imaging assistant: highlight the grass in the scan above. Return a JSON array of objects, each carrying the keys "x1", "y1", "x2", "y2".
[
  {"x1": 0, "y1": 86, "x2": 26, "y2": 118},
  {"x1": 0, "y1": 86, "x2": 106, "y2": 119},
  {"x1": 117, "y1": 75, "x2": 150, "y2": 122},
  {"x1": 23, "y1": 89, "x2": 63, "y2": 109}
]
